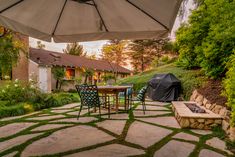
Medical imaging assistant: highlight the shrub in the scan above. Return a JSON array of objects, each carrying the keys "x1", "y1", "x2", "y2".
[
  {"x1": 223, "y1": 52, "x2": 235, "y2": 127},
  {"x1": 0, "y1": 82, "x2": 80, "y2": 118},
  {"x1": 0, "y1": 102, "x2": 36, "y2": 118},
  {"x1": 176, "y1": 0, "x2": 235, "y2": 78},
  {"x1": 0, "y1": 79, "x2": 42, "y2": 105}
]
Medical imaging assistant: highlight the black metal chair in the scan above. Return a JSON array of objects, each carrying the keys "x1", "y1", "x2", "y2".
[
  {"x1": 75, "y1": 84, "x2": 111, "y2": 119},
  {"x1": 130, "y1": 86, "x2": 148, "y2": 114}
]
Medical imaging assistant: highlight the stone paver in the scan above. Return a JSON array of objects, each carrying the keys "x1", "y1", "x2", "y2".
[
  {"x1": 102, "y1": 114, "x2": 129, "y2": 119},
  {"x1": 26, "y1": 115, "x2": 65, "y2": 121},
  {"x1": 0, "y1": 133, "x2": 42, "y2": 152},
  {"x1": 173, "y1": 132, "x2": 199, "y2": 142},
  {"x1": 31, "y1": 124, "x2": 73, "y2": 132},
  {"x1": 66, "y1": 110, "x2": 88, "y2": 116},
  {"x1": 52, "y1": 103, "x2": 80, "y2": 109},
  {"x1": 206, "y1": 137, "x2": 233, "y2": 155},
  {"x1": 133, "y1": 110, "x2": 171, "y2": 117},
  {"x1": 137, "y1": 116, "x2": 181, "y2": 128},
  {"x1": 0, "y1": 101, "x2": 232, "y2": 157},
  {"x1": 0, "y1": 123, "x2": 35, "y2": 138},
  {"x1": 135, "y1": 105, "x2": 170, "y2": 111},
  {"x1": 96, "y1": 120, "x2": 126, "y2": 135},
  {"x1": 199, "y1": 149, "x2": 225, "y2": 157},
  {"x1": 37, "y1": 114, "x2": 52, "y2": 117},
  {"x1": 145, "y1": 101, "x2": 169, "y2": 106},
  {"x1": 0, "y1": 112, "x2": 39, "y2": 121},
  {"x1": 190, "y1": 129, "x2": 213, "y2": 135},
  {"x1": 52, "y1": 117, "x2": 97, "y2": 123},
  {"x1": 51, "y1": 109, "x2": 71, "y2": 114},
  {"x1": 21, "y1": 126, "x2": 115, "y2": 157},
  {"x1": 2, "y1": 151, "x2": 18, "y2": 157},
  {"x1": 65, "y1": 144, "x2": 145, "y2": 157},
  {"x1": 154, "y1": 140, "x2": 195, "y2": 157},
  {"x1": 126, "y1": 121, "x2": 172, "y2": 148}
]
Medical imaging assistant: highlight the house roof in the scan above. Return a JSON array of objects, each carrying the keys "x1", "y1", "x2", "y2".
[{"x1": 29, "y1": 48, "x2": 131, "y2": 74}]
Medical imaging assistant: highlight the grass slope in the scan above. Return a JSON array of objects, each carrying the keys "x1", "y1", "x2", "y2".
[{"x1": 118, "y1": 63, "x2": 207, "y2": 100}]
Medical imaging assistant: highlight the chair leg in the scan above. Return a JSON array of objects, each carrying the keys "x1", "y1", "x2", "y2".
[
  {"x1": 88, "y1": 105, "x2": 90, "y2": 116},
  {"x1": 77, "y1": 104, "x2": 83, "y2": 120},
  {"x1": 108, "y1": 100, "x2": 111, "y2": 118},
  {"x1": 142, "y1": 102, "x2": 145, "y2": 115},
  {"x1": 99, "y1": 105, "x2": 101, "y2": 118}
]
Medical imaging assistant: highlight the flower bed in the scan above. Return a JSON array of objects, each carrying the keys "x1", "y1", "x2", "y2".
[{"x1": 0, "y1": 80, "x2": 79, "y2": 118}]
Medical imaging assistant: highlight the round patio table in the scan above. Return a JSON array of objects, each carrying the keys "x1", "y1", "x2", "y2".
[{"x1": 97, "y1": 86, "x2": 132, "y2": 112}]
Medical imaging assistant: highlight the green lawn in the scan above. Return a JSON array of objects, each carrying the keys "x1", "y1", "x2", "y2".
[{"x1": 118, "y1": 63, "x2": 207, "y2": 100}]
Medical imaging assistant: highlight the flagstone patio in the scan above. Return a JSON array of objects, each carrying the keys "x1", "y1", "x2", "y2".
[{"x1": 0, "y1": 102, "x2": 233, "y2": 157}]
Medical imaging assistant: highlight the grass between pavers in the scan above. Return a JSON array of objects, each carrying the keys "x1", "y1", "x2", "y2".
[{"x1": 0, "y1": 103, "x2": 232, "y2": 157}]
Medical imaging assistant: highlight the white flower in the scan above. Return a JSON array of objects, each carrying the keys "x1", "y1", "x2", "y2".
[
  {"x1": 29, "y1": 78, "x2": 33, "y2": 82},
  {"x1": 2, "y1": 90, "x2": 5, "y2": 93},
  {"x1": 4, "y1": 76, "x2": 10, "y2": 80},
  {"x1": 14, "y1": 84, "x2": 18, "y2": 87}
]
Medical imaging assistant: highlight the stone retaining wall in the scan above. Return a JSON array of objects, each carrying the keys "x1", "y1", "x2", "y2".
[{"x1": 190, "y1": 90, "x2": 234, "y2": 141}]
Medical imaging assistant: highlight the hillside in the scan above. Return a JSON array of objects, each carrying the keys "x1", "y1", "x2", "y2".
[{"x1": 118, "y1": 63, "x2": 207, "y2": 100}]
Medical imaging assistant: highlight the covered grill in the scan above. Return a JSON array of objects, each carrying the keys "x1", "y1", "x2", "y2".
[{"x1": 148, "y1": 73, "x2": 181, "y2": 102}]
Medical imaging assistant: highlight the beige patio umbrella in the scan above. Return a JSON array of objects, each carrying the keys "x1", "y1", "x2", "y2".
[{"x1": 0, "y1": 0, "x2": 182, "y2": 42}]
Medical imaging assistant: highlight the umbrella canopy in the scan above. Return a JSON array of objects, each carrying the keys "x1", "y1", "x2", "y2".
[{"x1": 0, "y1": 0, "x2": 182, "y2": 42}]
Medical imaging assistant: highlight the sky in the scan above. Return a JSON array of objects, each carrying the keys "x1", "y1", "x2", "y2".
[
  {"x1": 29, "y1": 0, "x2": 195, "y2": 57},
  {"x1": 29, "y1": 39, "x2": 108, "y2": 57}
]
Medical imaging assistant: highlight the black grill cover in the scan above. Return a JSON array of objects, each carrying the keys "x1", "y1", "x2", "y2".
[{"x1": 147, "y1": 73, "x2": 181, "y2": 102}]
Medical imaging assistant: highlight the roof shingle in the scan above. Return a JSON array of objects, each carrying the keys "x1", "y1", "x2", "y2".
[{"x1": 29, "y1": 48, "x2": 131, "y2": 74}]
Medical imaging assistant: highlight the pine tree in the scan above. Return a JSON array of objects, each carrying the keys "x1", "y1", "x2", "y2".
[{"x1": 63, "y1": 43, "x2": 86, "y2": 56}]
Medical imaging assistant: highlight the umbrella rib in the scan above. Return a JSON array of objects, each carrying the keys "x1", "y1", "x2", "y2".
[
  {"x1": 52, "y1": 0, "x2": 68, "y2": 35},
  {"x1": 92, "y1": 0, "x2": 109, "y2": 32},
  {"x1": 126, "y1": 0, "x2": 169, "y2": 31},
  {"x1": 0, "y1": 0, "x2": 24, "y2": 13}
]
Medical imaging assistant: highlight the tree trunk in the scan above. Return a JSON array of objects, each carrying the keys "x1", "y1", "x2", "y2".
[
  {"x1": 84, "y1": 75, "x2": 88, "y2": 84},
  {"x1": 56, "y1": 80, "x2": 59, "y2": 89}
]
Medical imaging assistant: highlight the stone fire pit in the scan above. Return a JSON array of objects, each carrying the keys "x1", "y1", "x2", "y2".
[{"x1": 172, "y1": 101, "x2": 222, "y2": 129}]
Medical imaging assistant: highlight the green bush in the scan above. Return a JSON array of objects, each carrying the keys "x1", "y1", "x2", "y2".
[
  {"x1": 176, "y1": 0, "x2": 235, "y2": 78},
  {"x1": 0, "y1": 79, "x2": 42, "y2": 105},
  {"x1": 0, "y1": 81, "x2": 80, "y2": 118},
  {"x1": 223, "y1": 52, "x2": 235, "y2": 127},
  {"x1": 0, "y1": 103, "x2": 35, "y2": 118}
]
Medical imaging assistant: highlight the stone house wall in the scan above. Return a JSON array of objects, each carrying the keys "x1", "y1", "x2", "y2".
[{"x1": 12, "y1": 35, "x2": 29, "y2": 81}]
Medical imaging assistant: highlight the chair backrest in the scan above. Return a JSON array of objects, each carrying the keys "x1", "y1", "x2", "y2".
[
  {"x1": 136, "y1": 86, "x2": 148, "y2": 102},
  {"x1": 127, "y1": 87, "x2": 133, "y2": 97},
  {"x1": 75, "y1": 84, "x2": 100, "y2": 107}
]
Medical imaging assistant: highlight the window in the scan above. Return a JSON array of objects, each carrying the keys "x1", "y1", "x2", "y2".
[{"x1": 65, "y1": 68, "x2": 75, "y2": 80}]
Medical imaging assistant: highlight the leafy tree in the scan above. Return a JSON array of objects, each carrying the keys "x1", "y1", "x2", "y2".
[
  {"x1": 176, "y1": 0, "x2": 235, "y2": 78},
  {"x1": 37, "y1": 41, "x2": 45, "y2": 49},
  {"x1": 52, "y1": 67, "x2": 65, "y2": 90},
  {"x1": 101, "y1": 40, "x2": 127, "y2": 66},
  {"x1": 63, "y1": 43, "x2": 86, "y2": 56},
  {"x1": 127, "y1": 39, "x2": 168, "y2": 72},
  {"x1": 83, "y1": 69, "x2": 94, "y2": 84},
  {"x1": 0, "y1": 30, "x2": 26, "y2": 78}
]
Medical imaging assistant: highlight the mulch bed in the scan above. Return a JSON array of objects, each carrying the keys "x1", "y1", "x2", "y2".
[{"x1": 197, "y1": 80, "x2": 227, "y2": 107}]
